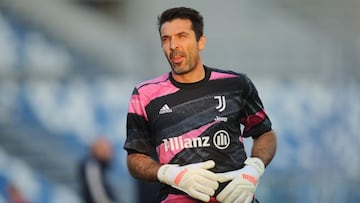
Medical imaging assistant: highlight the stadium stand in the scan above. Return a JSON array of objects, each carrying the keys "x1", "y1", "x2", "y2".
[{"x1": 0, "y1": 2, "x2": 359, "y2": 203}]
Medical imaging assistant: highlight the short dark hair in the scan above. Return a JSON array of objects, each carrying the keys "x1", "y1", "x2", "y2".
[{"x1": 157, "y1": 7, "x2": 204, "y2": 41}]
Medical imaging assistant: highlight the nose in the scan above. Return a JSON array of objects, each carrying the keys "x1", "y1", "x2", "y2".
[{"x1": 169, "y1": 38, "x2": 179, "y2": 50}]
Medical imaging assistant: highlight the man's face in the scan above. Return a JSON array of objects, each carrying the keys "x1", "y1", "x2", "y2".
[{"x1": 160, "y1": 19, "x2": 205, "y2": 75}]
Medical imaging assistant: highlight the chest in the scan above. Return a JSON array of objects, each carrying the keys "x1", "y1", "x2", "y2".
[{"x1": 145, "y1": 83, "x2": 246, "y2": 131}]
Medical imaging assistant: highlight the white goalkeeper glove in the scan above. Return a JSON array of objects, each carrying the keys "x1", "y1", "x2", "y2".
[
  {"x1": 157, "y1": 160, "x2": 219, "y2": 202},
  {"x1": 216, "y1": 157, "x2": 265, "y2": 203}
]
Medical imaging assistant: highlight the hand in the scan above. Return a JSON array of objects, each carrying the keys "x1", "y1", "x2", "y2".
[
  {"x1": 216, "y1": 157, "x2": 265, "y2": 203},
  {"x1": 157, "y1": 160, "x2": 219, "y2": 202}
]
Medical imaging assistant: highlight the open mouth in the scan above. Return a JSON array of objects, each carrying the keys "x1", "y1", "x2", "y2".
[
  {"x1": 171, "y1": 55, "x2": 183, "y2": 64},
  {"x1": 170, "y1": 50, "x2": 185, "y2": 65}
]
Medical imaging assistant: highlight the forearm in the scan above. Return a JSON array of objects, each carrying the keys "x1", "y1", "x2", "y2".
[
  {"x1": 251, "y1": 130, "x2": 277, "y2": 167},
  {"x1": 127, "y1": 152, "x2": 161, "y2": 181}
]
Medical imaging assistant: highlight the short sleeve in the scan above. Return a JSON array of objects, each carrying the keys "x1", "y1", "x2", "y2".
[{"x1": 240, "y1": 75, "x2": 272, "y2": 139}]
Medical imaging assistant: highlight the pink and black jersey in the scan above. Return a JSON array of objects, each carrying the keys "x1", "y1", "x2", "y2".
[{"x1": 124, "y1": 66, "x2": 271, "y2": 200}]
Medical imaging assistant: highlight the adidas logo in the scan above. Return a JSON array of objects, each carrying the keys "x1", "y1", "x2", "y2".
[{"x1": 159, "y1": 104, "x2": 172, "y2": 114}]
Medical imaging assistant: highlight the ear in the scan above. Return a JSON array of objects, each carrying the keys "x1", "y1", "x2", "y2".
[{"x1": 198, "y1": 35, "x2": 206, "y2": 51}]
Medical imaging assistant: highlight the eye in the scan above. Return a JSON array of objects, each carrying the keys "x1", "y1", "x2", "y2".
[
  {"x1": 179, "y1": 34, "x2": 188, "y2": 39},
  {"x1": 161, "y1": 36, "x2": 169, "y2": 42}
]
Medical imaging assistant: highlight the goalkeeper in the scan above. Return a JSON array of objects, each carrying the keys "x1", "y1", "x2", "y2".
[{"x1": 124, "y1": 7, "x2": 277, "y2": 203}]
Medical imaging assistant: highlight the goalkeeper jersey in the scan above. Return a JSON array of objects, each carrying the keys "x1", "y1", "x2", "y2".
[{"x1": 124, "y1": 66, "x2": 272, "y2": 200}]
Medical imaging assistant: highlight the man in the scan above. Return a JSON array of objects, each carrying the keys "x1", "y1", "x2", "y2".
[
  {"x1": 79, "y1": 137, "x2": 117, "y2": 203},
  {"x1": 124, "y1": 7, "x2": 277, "y2": 203}
]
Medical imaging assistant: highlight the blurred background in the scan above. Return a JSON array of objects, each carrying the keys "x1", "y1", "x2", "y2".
[{"x1": 0, "y1": 0, "x2": 359, "y2": 202}]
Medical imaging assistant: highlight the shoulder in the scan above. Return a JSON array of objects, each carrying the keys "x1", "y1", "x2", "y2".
[
  {"x1": 79, "y1": 157, "x2": 97, "y2": 173},
  {"x1": 206, "y1": 66, "x2": 248, "y2": 82},
  {"x1": 135, "y1": 73, "x2": 170, "y2": 90}
]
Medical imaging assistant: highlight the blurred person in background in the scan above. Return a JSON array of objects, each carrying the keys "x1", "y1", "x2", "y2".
[
  {"x1": 79, "y1": 137, "x2": 118, "y2": 203},
  {"x1": 124, "y1": 7, "x2": 277, "y2": 203},
  {"x1": 6, "y1": 183, "x2": 29, "y2": 203},
  {"x1": 0, "y1": 176, "x2": 29, "y2": 203}
]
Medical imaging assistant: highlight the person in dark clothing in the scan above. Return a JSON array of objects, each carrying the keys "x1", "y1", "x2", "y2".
[
  {"x1": 124, "y1": 7, "x2": 277, "y2": 203},
  {"x1": 79, "y1": 137, "x2": 117, "y2": 203}
]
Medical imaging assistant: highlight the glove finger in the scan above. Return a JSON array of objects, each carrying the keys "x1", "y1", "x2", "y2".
[
  {"x1": 216, "y1": 169, "x2": 247, "y2": 183},
  {"x1": 187, "y1": 187, "x2": 211, "y2": 202},
  {"x1": 217, "y1": 174, "x2": 233, "y2": 183},
  {"x1": 226, "y1": 190, "x2": 247, "y2": 203},
  {"x1": 232, "y1": 191, "x2": 251, "y2": 203},
  {"x1": 179, "y1": 176, "x2": 218, "y2": 193},
  {"x1": 180, "y1": 169, "x2": 219, "y2": 188},
  {"x1": 190, "y1": 160, "x2": 215, "y2": 170},
  {"x1": 191, "y1": 181, "x2": 217, "y2": 196},
  {"x1": 216, "y1": 182, "x2": 237, "y2": 202},
  {"x1": 243, "y1": 193, "x2": 254, "y2": 203},
  {"x1": 186, "y1": 168, "x2": 220, "y2": 183},
  {"x1": 199, "y1": 171, "x2": 222, "y2": 184},
  {"x1": 195, "y1": 176, "x2": 219, "y2": 190}
]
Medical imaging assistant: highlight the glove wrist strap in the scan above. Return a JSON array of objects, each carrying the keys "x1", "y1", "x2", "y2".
[{"x1": 245, "y1": 157, "x2": 265, "y2": 175}]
